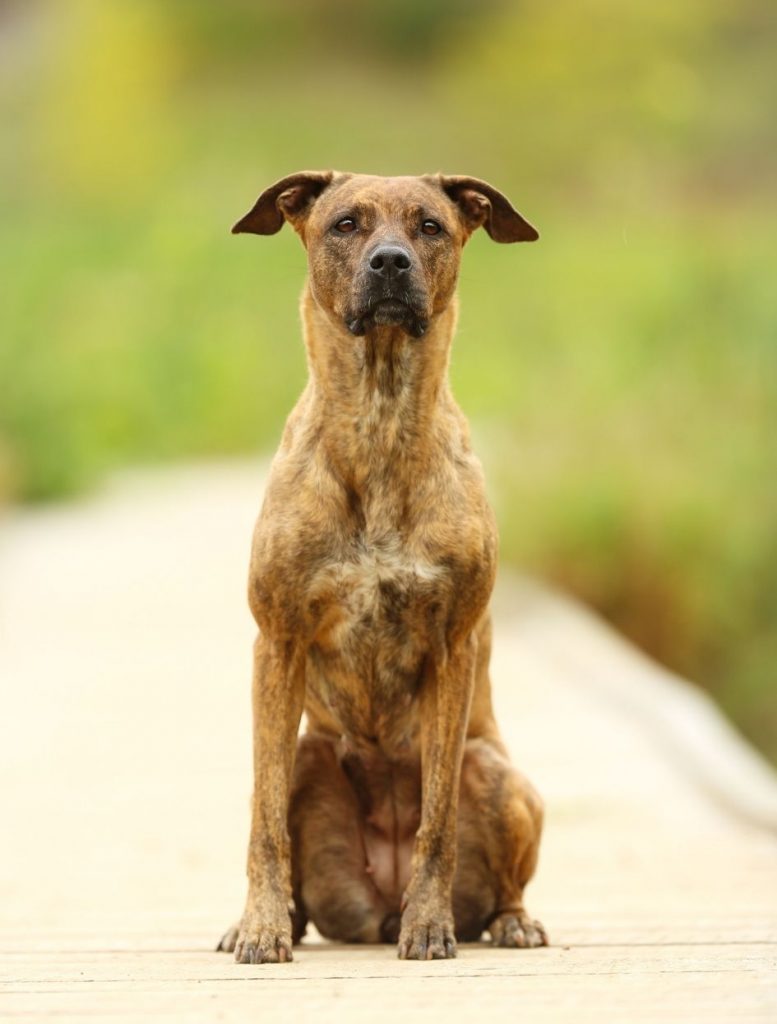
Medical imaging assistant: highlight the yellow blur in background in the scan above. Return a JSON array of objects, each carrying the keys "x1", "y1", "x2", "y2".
[{"x1": 1, "y1": 0, "x2": 775, "y2": 758}]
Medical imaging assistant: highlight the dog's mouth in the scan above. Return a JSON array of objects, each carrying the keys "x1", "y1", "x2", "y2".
[{"x1": 346, "y1": 295, "x2": 429, "y2": 339}]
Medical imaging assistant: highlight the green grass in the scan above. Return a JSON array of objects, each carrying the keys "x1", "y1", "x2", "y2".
[
  {"x1": 1, "y1": 0, "x2": 775, "y2": 763},
  {"x1": 3, "y1": 192, "x2": 774, "y2": 759},
  {"x1": 454, "y1": 217, "x2": 777, "y2": 762}
]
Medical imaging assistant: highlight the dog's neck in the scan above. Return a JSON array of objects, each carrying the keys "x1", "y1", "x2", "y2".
[{"x1": 299, "y1": 283, "x2": 462, "y2": 493}]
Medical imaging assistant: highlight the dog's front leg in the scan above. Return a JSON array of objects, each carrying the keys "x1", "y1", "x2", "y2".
[
  {"x1": 234, "y1": 633, "x2": 305, "y2": 964},
  {"x1": 398, "y1": 634, "x2": 476, "y2": 960}
]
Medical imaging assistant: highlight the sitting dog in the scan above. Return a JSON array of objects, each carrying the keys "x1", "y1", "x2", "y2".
[{"x1": 217, "y1": 171, "x2": 547, "y2": 962}]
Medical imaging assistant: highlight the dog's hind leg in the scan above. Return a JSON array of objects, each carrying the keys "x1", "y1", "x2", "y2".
[
  {"x1": 289, "y1": 733, "x2": 394, "y2": 944},
  {"x1": 454, "y1": 738, "x2": 548, "y2": 948}
]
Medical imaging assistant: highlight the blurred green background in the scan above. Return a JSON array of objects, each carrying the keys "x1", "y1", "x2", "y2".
[{"x1": 1, "y1": 0, "x2": 775, "y2": 759}]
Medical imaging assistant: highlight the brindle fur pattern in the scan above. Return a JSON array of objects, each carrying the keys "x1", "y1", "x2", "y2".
[{"x1": 217, "y1": 171, "x2": 547, "y2": 962}]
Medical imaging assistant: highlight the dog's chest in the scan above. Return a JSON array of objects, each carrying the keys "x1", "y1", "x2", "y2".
[{"x1": 305, "y1": 536, "x2": 446, "y2": 744}]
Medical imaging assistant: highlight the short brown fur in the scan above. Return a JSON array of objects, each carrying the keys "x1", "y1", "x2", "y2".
[{"x1": 217, "y1": 171, "x2": 546, "y2": 962}]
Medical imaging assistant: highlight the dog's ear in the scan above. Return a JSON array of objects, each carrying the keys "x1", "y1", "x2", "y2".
[
  {"x1": 232, "y1": 171, "x2": 334, "y2": 235},
  {"x1": 437, "y1": 175, "x2": 538, "y2": 243}
]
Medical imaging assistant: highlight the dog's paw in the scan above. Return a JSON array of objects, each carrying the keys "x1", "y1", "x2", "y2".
[
  {"x1": 215, "y1": 922, "x2": 240, "y2": 953},
  {"x1": 489, "y1": 909, "x2": 548, "y2": 949},
  {"x1": 232, "y1": 921, "x2": 293, "y2": 964},
  {"x1": 397, "y1": 915, "x2": 456, "y2": 960}
]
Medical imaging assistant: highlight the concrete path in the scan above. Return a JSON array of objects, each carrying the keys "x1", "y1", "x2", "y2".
[{"x1": 1, "y1": 460, "x2": 775, "y2": 1022}]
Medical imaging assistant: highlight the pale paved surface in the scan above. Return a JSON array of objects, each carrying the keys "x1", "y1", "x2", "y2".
[{"x1": 0, "y1": 460, "x2": 775, "y2": 1022}]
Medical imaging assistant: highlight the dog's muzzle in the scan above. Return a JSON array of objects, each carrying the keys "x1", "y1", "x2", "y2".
[{"x1": 346, "y1": 244, "x2": 429, "y2": 338}]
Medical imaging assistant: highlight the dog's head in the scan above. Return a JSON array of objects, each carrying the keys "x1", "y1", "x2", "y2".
[{"x1": 233, "y1": 172, "x2": 538, "y2": 339}]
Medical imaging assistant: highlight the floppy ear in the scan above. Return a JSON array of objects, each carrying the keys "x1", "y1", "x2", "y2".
[
  {"x1": 438, "y1": 175, "x2": 539, "y2": 243},
  {"x1": 232, "y1": 170, "x2": 334, "y2": 235}
]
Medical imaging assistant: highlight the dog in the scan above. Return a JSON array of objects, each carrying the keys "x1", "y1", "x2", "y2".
[{"x1": 217, "y1": 171, "x2": 547, "y2": 963}]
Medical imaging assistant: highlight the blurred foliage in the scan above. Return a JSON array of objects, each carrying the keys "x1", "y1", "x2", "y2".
[{"x1": 1, "y1": 0, "x2": 775, "y2": 759}]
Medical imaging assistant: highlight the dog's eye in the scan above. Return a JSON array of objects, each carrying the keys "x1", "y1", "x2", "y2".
[
  {"x1": 334, "y1": 218, "x2": 357, "y2": 233},
  {"x1": 421, "y1": 219, "x2": 442, "y2": 236}
]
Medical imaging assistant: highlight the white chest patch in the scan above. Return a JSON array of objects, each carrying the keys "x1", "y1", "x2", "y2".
[{"x1": 308, "y1": 533, "x2": 444, "y2": 660}]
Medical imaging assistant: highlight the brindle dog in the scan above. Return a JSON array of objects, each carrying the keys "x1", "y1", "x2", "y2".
[{"x1": 217, "y1": 171, "x2": 547, "y2": 963}]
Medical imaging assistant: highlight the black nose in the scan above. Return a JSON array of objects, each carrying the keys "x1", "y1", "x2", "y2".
[{"x1": 368, "y1": 245, "x2": 412, "y2": 280}]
